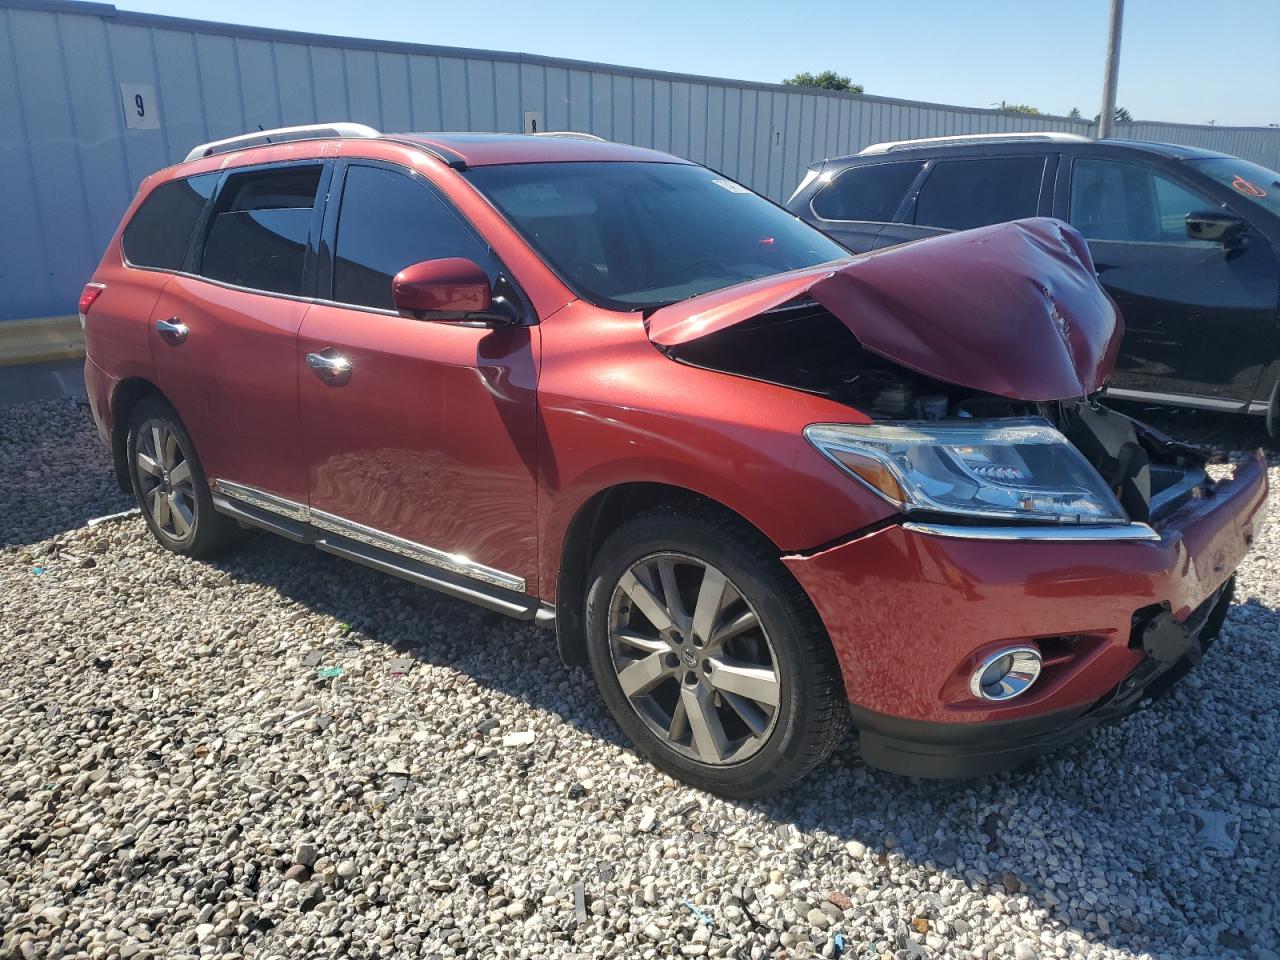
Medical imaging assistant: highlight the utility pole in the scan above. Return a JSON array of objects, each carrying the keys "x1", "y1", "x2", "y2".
[{"x1": 1097, "y1": 0, "x2": 1124, "y2": 139}]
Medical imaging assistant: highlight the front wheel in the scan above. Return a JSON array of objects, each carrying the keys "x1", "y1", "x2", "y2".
[{"x1": 584, "y1": 504, "x2": 849, "y2": 798}]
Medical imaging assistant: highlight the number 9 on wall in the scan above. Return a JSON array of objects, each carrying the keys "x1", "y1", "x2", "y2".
[{"x1": 119, "y1": 83, "x2": 160, "y2": 131}]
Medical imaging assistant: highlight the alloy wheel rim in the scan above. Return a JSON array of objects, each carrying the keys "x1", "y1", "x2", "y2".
[
  {"x1": 607, "y1": 552, "x2": 781, "y2": 765},
  {"x1": 136, "y1": 420, "x2": 197, "y2": 542}
]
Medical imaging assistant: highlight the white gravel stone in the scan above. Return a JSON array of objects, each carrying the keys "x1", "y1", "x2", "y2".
[{"x1": 1, "y1": 398, "x2": 1277, "y2": 959}]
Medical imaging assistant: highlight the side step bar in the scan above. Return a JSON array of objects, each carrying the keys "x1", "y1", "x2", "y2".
[{"x1": 211, "y1": 490, "x2": 554, "y2": 626}]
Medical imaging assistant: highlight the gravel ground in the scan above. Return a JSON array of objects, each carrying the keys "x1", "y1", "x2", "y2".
[{"x1": 1, "y1": 397, "x2": 1277, "y2": 960}]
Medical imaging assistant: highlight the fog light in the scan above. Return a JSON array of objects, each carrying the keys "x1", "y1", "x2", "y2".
[{"x1": 969, "y1": 646, "x2": 1042, "y2": 701}]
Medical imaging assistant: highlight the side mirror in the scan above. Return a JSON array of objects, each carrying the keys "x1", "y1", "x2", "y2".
[
  {"x1": 391, "y1": 258, "x2": 513, "y2": 323},
  {"x1": 1185, "y1": 210, "x2": 1246, "y2": 245}
]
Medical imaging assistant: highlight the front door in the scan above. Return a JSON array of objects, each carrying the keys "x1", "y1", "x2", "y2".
[
  {"x1": 1065, "y1": 157, "x2": 1280, "y2": 405},
  {"x1": 297, "y1": 161, "x2": 540, "y2": 593},
  {"x1": 148, "y1": 161, "x2": 329, "y2": 504}
]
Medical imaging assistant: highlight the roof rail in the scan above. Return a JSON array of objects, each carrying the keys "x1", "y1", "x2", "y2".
[
  {"x1": 858, "y1": 131, "x2": 1091, "y2": 155},
  {"x1": 183, "y1": 122, "x2": 382, "y2": 162},
  {"x1": 533, "y1": 131, "x2": 607, "y2": 141}
]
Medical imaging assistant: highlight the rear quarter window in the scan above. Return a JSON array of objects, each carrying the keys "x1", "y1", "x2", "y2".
[
  {"x1": 811, "y1": 161, "x2": 924, "y2": 222},
  {"x1": 122, "y1": 174, "x2": 219, "y2": 270}
]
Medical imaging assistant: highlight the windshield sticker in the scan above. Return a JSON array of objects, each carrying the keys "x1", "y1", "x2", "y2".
[
  {"x1": 711, "y1": 178, "x2": 752, "y2": 194},
  {"x1": 1232, "y1": 175, "x2": 1267, "y2": 198},
  {"x1": 514, "y1": 183, "x2": 562, "y2": 202}
]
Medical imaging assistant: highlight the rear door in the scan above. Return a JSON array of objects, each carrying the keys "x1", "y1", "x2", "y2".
[
  {"x1": 873, "y1": 153, "x2": 1053, "y2": 249},
  {"x1": 1061, "y1": 156, "x2": 1279, "y2": 404},
  {"x1": 802, "y1": 160, "x2": 925, "y2": 252},
  {"x1": 297, "y1": 160, "x2": 540, "y2": 593},
  {"x1": 148, "y1": 160, "x2": 329, "y2": 503}
]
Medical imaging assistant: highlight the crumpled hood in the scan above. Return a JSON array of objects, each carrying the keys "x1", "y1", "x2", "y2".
[{"x1": 646, "y1": 217, "x2": 1122, "y2": 401}]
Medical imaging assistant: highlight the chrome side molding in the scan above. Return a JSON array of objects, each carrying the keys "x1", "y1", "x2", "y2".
[
  {"x1": 212, "y1": 479, "x2": 525, "y2": 592},
  {"x1": 902, "y1": 521, "x2": 1162, "y2": 543},
  {"x1": 310, "y1": 508, "x2": 524, "y2": 592}
]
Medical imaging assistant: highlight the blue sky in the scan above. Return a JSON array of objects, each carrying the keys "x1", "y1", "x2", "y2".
[{"x1": 117, "y1": 0, "x2": 1279, "y2": 127}]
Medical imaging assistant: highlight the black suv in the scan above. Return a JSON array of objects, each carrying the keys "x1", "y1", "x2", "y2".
[{"x1": 786, "y1": 133, "x2": 1280, "y2": 433}]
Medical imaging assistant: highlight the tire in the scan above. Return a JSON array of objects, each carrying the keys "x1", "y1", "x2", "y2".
[
  {"x1": 125, "y1": 397, "x2": 242, "y2": 558},
  {"x1": 584, "y1": 503, "x2": 849, "y2": 798}
]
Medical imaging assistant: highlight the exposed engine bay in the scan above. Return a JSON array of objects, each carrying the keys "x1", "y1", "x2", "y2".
[{"x1": 661, "y1": 300, "x2": 1210, "y2": 524}]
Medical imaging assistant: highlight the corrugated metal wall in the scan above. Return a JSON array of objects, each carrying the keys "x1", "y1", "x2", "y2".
[{"x1": 3, "y1": 0, "x2": 1280, "y2": 322}]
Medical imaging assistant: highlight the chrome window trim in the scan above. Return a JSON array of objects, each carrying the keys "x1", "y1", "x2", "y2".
[
  {"x1": 212, "y1": 480, "x2": 525, "y2": 592},
  {"x1": 901, "y1": 521, "x2": 1161, "y2": 543}
]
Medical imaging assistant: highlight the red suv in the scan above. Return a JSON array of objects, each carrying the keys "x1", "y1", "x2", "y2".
[{"x1": 82, "y1": 124, "x2": 1268, "y2": 797}]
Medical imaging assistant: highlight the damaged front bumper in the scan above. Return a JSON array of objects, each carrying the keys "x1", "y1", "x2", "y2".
[{"x1": 782, "y1": 450, "x2": 1269, "y2": 779}]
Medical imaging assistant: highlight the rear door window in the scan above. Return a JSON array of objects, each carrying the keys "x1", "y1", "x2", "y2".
[
  {"x1": 1069, "y1": 158, "x2": 1219, "y2": 244},
  {"x1": 199, "y1": 165, "x2": 323, "y2": 296},
  {"x1": 913, "y1": 157, "x2": 1046, "y2": 231},
  {"x1": 811, "y1": 161, "x2": 924, "y2": 222},
  {"x1": 331, "y1": 164, "x2": 495, "y2": 311},
  {"x1": 122, "y1": 174, "x2": 219, "y2": 270}
]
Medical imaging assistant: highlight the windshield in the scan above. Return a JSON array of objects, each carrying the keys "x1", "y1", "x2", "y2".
[
  {"x1": 1189, "y1": 157, "x2": 1280, "y2": 218},
  {"x1": 466, "y1": 162, "x2": 850, "y2": 310}
]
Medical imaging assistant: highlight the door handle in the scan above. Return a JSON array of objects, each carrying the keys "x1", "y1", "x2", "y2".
[
  {"x1": 155, "y1": 317, "x2": 188, "y2": 344},
  {"x1": 306, "y1": 350, "x2": 352, "y2": 382}
]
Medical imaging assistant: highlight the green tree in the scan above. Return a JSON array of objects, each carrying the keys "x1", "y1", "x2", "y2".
[
  {"x1": 997, "y1": 101, "x2": 1041, "y2": 115},
  {"x1": 1067, "y1": 107, "x2": 1083, "y2": 119},
  {"x1": 1094, "y1": 106, "x2": 1133, "y2": 123},
  {"x1": 782, "y1": 70, "x2": 863, "y2": 93}
]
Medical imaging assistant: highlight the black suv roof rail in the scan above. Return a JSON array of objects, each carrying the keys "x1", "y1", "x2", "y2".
[
  {"x1": 183, "y1": 122, "x2": 382, "y2": 162},
  {"x1": 858, "y1": 131, "x2": 1091, "y2": 155}
]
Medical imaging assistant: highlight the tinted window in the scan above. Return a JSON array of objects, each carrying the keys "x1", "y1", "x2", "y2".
[
  {"x1": 333, "y1": 165, "x2": 492, "y2": 310},
  {"x1": 122, "y1": 174, "x2": 218, "y2": 270},
  {"x1": 914, "y1": 157, "x2": 1045, "y2": 231},
  {"x1": 1190, "y1": 157, "x2": 1280, "y2": 218},
  {"x1": 811, "y1": 161, "x2": 923, "y2": 222},
  {"x1": 1070, "y1": 159, "x2": 1218, "y2": 244},
  {"x1": 199, "y1": 166, "x2": 322, "y2": 295},
  {"x1": 466, "y1": 162, "x2": 848, "y2": 310}
]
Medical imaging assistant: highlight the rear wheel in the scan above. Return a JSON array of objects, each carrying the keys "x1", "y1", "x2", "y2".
[
  {"x1": 126, "y1": 398, "x2": 241, "y2": 558},
  {"x1": 584, "y1": 504, "x2": 848, "y2": 797}
]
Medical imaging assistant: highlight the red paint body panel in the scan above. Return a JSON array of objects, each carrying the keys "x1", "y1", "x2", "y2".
[
  {"x1": 534, "y1": 301, "x2": 893, "y2": 595},
  {"x1": 148, "y1": 276, "x2": 308, "y2": 503},
  {"x1": 785, "y1": 452, "x2": 1269, "y2": 723},
  {"x1": 298, "y1": 305, "x2": 541, "y2": 590},
  {"x1": 648, "y1": 218, "x2": 1122, "y2": 401}
]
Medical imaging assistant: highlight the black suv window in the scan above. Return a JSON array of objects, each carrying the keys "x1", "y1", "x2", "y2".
[
  {"x1": 122, "y1": 174, "x2": 219, "y2": 270},
  {"x1": 1070, "y1": 159, "x2": 1219, "y2": 244},
  {"x1": 332, "y1": 165, "x2": 493, "y2": 311},
  {"x1": 811, "y1": 161, "x2": 924, "y2": 222},
  {"x1": 199, "y1": 165, "x2": 323, "y2": 296},
  {"x1": 913, "y1": 157, "x2": 1045, "y2": 231}
]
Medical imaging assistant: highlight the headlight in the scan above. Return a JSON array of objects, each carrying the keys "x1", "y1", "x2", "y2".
[{"x1": 805, "y1": 419, "x2": 1126, "y2": 524}]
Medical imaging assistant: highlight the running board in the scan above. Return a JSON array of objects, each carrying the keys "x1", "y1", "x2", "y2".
[
  {"x1": 211, "y1": 482, "x2": 553, "y2": 626},
  {"x1": 212, "y1": 494, "x2": 310, "y2": 542},
  {"x1": 314, "y1": 533, "x2": 540, "y2": 620}
]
